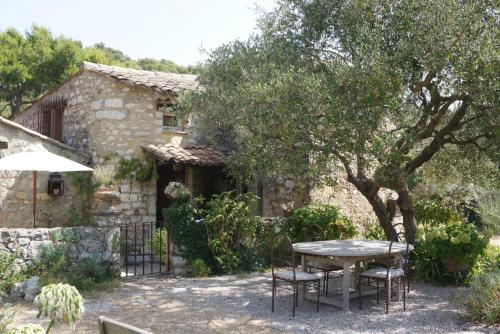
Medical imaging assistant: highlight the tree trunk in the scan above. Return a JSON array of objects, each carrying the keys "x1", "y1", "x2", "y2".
[
  {"x1": 397, "y1": 188, "x2": 417, "y2": 244},
  {"x1": 345, "y1": 175, "x2": 397, "y2": 241},
  {"x1": 365, "y1": 193, "x2": 398, "y2": 241}
]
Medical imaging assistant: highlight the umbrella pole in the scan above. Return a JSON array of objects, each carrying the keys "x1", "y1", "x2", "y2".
[{"x1": 33, "y1": 171, "x2": 37, "y2": 228}]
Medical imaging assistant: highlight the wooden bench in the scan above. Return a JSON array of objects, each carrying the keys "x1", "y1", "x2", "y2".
[{"x1": 97, "y1": 316, "x2": 154, "y2": 334}]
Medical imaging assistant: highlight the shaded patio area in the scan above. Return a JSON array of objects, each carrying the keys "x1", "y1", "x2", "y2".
[{"x1": 10, "y1": 273, "x2": 494, "y2": 334}]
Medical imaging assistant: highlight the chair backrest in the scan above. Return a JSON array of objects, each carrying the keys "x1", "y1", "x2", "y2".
[
  {"x1": 270, "y1": 233, "x2": 296, "y2": 279},
  {"x1": 387, "y1": 223, "x2": 411, "y2": 276},
  {"x1": 304, "y1": 223, "x2": 325, "y2": 242},
  {"x1": 98, "y1": 316, "x2": 154, "y2": 334}
]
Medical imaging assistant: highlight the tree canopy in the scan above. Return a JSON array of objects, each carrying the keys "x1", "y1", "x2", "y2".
[
  {"x1": 0, "y1": 25, "x2": 199, "y2": 119},
  {"x1": 181, "y1": 0, "x2": 499, "y2": 242}
]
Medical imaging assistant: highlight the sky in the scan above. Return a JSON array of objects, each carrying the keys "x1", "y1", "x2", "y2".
[{"x1": 0, "y1": 0, "x2": 277, "y2": 66}]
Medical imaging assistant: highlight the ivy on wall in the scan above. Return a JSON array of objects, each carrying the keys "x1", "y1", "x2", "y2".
[{"x1": 115, "y1": 158, "x2": 157, "y2": 191}]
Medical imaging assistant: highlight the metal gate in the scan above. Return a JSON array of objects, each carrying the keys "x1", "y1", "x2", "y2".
[{"x1": 119, "y1": 222, "x2": 170, "y2": 277}]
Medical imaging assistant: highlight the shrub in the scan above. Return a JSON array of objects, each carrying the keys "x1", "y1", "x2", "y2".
[
  {"x1": 468, "y1": 245, "x2": 500, "y2": 281},
  {"x1": 146, "y1": 228, "x2": 168, "y2": 258},
  {"x1": 188, "y1": 259, "x2": 211, "y2": 277},
  {"x1": 414, "y1": 221, "x2": 488, "y2": 284},
  {"x1": 364, "y1": 223, "x2": 387, "y2": 240},
  {"x1": 0, "y1": 249, "x2": 26, "y2": 293},
  {"x1": 6, "y1": 324, "x2": 46, "y2": 334},
  {"x1": 28, "y1": 244, "x2": 119, "y2": 292},
  {"x1": 466, "y1": 271, "x2": 500, "y2": 325},
  {"x1": 202, "y1": 192, "x2": 261, "y2": 273},
  {"x1": 93, "y1": 165, "x2": 115, "y2": 187},
  {"x1": 287, "y1": 203, "x2": 357, "y2": 242},
  {"x1": 0, "y1": 306, "x2": 16, "y2": 333},
  {"x1": 163, "y1": 196, "x2": 214, "y2": 269},
  {"x1": 35, "y1": 283, "x2": 84, "y2": 333}
]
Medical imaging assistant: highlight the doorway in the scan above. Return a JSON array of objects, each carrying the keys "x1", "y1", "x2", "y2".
[{"x1": 156, "y1": 162, "x2": 185, "y2": 224}]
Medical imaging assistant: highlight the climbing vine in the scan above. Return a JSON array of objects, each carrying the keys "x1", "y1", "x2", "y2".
[{"x1": 115, "y1": 158, "x2": 157, "y2": 190}]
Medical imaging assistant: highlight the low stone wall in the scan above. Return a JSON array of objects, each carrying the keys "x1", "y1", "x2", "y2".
[{"x1": 0, "y1": 226, "x2": 120, "y2": 269}]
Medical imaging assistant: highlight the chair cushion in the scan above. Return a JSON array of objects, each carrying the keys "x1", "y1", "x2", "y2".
[
  {"x1": 274, "y1": 270, "x2": 323, "y2": 281},
  {"x1": 359, "y1": 267, "x2": 405, "y2": 279}
]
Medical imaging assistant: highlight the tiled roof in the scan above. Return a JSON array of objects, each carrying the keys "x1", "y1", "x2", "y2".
[
  {"x1": 81, "y1": 62, "x2": 200, "y2": 94},
  {"x1": 141, "y1": 143, "x2": 226, "y2": 166}
]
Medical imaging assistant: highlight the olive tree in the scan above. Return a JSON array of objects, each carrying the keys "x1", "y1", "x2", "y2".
[{"x1": 181, "y1": 0, "x2": 499, "y2": 243}]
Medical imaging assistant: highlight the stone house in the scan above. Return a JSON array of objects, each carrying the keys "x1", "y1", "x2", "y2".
[
  {"x1": 6, "y1": 62, "x2": 376, "y2": 231},
  {"x1": 0, "y1": 116, "x2": 90, "y2": 228}
]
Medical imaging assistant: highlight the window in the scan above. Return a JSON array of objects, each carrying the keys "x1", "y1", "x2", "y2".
[
  {"x1": 163, "y1": 115, "x2": 178, "y2": 128},
  {"x1": 157, "y1": 100, "x2": 182, "y2": 131},
  {"x1": 36, "y1": 97, "x2": 66, "y2": 141}
]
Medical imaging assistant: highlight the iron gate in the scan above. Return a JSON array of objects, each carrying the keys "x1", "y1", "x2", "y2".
[{"x1": 119, "y1": 222, "x2": 170, "y2": 277}]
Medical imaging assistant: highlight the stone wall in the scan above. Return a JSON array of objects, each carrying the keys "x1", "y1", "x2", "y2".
[
  {"x1": 0, "y1": 117, "x2": 91, "y2": 228},
  {"x1": 0, "y1": 226, "x2": 120, "y2": 269}
]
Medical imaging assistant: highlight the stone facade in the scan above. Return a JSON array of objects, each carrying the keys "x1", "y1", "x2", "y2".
[
  {"x1": 12, "y1": 62, "x2": 379, "y2": 232},
  {"x1": 0, "y1": 226, "x2": 120, "y2": 269},
  {"x1": 15, "y1": 69, "x2": 200, "y2": 227},
  {"x1": 0, "y1": 117, "x2": 90, "y2": 228}
]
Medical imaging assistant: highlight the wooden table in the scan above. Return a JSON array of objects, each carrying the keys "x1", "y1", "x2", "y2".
[{"x1": 293, "y1": 239, "x2": 412, "y2": 312}]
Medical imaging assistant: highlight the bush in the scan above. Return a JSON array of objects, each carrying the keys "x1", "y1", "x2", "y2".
[
  {"x1": 202, "y1": 192, "x2": 261, "y2": 273},
  {"x1": 28, "y1": 244, "x2": 119, "y2": 292},
  {"x1": 163, "y1": 196, "x2": 214, "y2": 270},
  {"x1": 364, "y1": 223, "x2": 387, "y2": 240},
  {"x1": 146, "y1": 228, "x2": 168, "y2": 258},
  {"x1": 468, "y1": 245, "x2": 500, "y2": 281},
  {"x1": 414, "y1": 220, "x2": 488, "y2": 284},
  {"x1": 466, "y1": 271, "x2": 500, "y2": 325},
  {"x1": 287, "y1": 203, "x2": 357, "y2": 242},
  {"x1": 35, "y1": 283, "x2": 85, "y2": 332},
  {"x1": 188, "y1": 259, "x2": 211, "y2": 277},
  {"x1": 0, "y1": 250, "x2": 26, "y2": 293}
]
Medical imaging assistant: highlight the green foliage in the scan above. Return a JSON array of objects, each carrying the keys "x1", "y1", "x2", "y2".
[
  {"x1": 66, "y1": 172, "x2": 95, "y2": 226},
  {"x1": 35, "y1": 283, "x2": 84, "y2": 333},
  {"x1": 202, "y1": 192, "x2": 261, "y2": 273},
  {"x1": 414, "y1": 216, "x2": 488, "y2": 284},
  {"x1": 182, "y1": 0, "x2": 499, "y2": 244},
  {"x1": 466, "y1": 271, "x2": 500, "y2": 325},
  {"x1": 286, "y1": 204, "x2": 357, "y2": 243},
  {"x1": 28, "y1": 244, "x2": 119, "y2": 292},
  {"x1": 115, "y1": 158, "x2": 157, "y2": 188},
  {"x1": 165, "y1": 190, "x2": 272, "y2": 275},
  {"x1": 146, "y1": 228, "x2": 168, "y2": 258},
  {"x1": 0, "y1": 250, "x2": 26, "y2": 293},
  {"x1": 0, "y1": 25, "x2": 197, "y2": 119},
  {"x1": 188, "y1": 259, "x2": 211, "y2": 277},
  {"x1": 477, "y1": 191, "x2": 500, "y2": 234},
  {"x1": 414, "y1": 198, "x2": 463, "y2": 230},
  {"x1": 0, "y1": 25, "x2": 81, "y2": 118},
  {"x1": 364, "y1": 223, "x2": 387, "y2": 240},
  {"x1": 0, "y1": 305, "x2": 16, "y2": 333},
  {"x1": 468, "y1": 245, "x2": 500, "y2": 282},
  {"x1": 6, "y1": 324, "x2": 46, "y2": 334},
  {"x1": 93, "y1": 165, "x2": 115, "y2": 187},
  {"x1": 163, "y1": 197, "x2": 214, "y2": 269}
]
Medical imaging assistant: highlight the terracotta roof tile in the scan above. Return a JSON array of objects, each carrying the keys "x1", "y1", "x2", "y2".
[
  {"x1": 81, "y1": 62, "x2": 200, "y2": 94},
  {"x1": 141, "y1": 143, "x2": 226, "y2": 166}
]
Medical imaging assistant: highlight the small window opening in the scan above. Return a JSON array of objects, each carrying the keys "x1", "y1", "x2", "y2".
[{"x1": 157, "y1": 99, "x2": 182, "y2": 130}]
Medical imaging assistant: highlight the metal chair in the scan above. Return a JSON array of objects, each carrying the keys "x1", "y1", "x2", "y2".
[
  {"x1": 358, "y1": 228, "x2": 410, "y2": 314},
  {"x1": 367, "y1": 223, "x2": 412, "y2": 294},
  {"x1": 271, "y1": 233, "x2": 322, "y2": 317},
  {"x1": 303, "y1": 224, "x2": 343, "y2": 295}
]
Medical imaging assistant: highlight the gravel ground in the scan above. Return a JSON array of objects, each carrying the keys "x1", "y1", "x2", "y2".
[{"x1": 9, "y1": 273, "x2": 497, "y2": 334}]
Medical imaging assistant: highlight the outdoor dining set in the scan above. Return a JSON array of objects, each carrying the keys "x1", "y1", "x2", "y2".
[{"x1": 271, "y1": 224, "x2": 413, "y2": 316}]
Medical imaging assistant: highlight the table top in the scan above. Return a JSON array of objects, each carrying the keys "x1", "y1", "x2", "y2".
[{"x1": 292, "y1": 239, "x2": 413, "y2": 258}]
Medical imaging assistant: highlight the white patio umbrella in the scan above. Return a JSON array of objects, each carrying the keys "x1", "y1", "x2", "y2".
[{"x1": 0, "y1": 151, "x2": 93, "y2": 228}]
